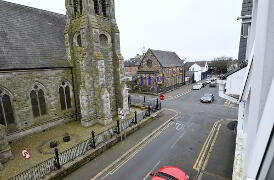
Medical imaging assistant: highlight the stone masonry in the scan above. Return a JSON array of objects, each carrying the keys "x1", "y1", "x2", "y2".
[
  {"x1": 0, "y1": 125, "x2": 12, "y2": 170},
  {"x1": 65, "y1": 0, "x2": 129, "y2": 126}
]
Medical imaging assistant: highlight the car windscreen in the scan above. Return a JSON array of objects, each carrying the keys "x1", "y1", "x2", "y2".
[{"x1": 204, "y1": 94, "x2": 212, "y2": 97}]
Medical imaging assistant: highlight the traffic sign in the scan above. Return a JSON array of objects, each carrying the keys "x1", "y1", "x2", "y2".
[
  {"x1": 119, "y1": 110, "x2": 125, "y2": 120},
  {"x1": 22, "y1": 149, "x2": 31, "y2": 159},
  {"x1": 160, "y1": 95, "x2": 165, "y2": 100}
]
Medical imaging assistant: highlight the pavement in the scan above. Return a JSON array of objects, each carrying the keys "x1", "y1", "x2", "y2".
[
  {"x1": 0, "y1": 108, "x2": 140, "y2": 180},
  {"x1": 64, "y1": 83, "x2": 238, "y2": 180}
]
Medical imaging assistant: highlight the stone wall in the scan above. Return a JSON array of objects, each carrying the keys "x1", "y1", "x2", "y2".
[
  {"x1": 137, "y1": 50, "x2": 184, "y2": 90},
  {"x1": 65, "y1": 0, "x2": 129, "y2": 126},
  {"x1": 0, "y1": 69, "x2": 76, "y2": 135},
  {"x1": 0, "y1": 125, "x2": 12, "y2": 170}
]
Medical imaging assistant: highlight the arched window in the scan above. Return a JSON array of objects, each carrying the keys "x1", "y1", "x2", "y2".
[
  {"x1": 99, "y1": 34, "x2": 108, "y2": 47},
  {"x1": 140, "y1": 76, "x2": 144, "y2": 86},
  {"x1": 148, "y1": 77, "x2": 152, "y2": 86},
  {"x1": 79, "y1": 0, "x2": 83, "y2": 14},
  {"x1": 59, "y1": 82, "x2": 72, "y2": 110},
  {"x1": 101, "y1": 0, "x2": 107, "y2": 17},
  {"x1": 93, "y1": 0, "x2": 99, "y2": 15},
  {"x1": 30, "y1": 85, "x2": 47, "y2": 118},
  {"x1": 0, "y1": 89, "x2": 15, "y2": 126},
  {"x1": 73, "y1": 0, "x2": 78, "y2": 15}
]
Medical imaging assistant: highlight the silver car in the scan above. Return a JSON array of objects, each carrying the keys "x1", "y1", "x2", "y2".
[{"x1": 200, "y1": 93, "x2": 214, "y2": 103}]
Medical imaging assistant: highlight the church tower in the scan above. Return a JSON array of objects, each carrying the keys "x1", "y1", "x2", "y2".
[{"x1": 64, "y1": 0, "x2": 128, "y2": 127}]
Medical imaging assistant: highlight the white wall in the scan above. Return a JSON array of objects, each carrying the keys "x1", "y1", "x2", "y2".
[
  {"x1": 232, "y1": 0, "x2": 274, "y2": 179},
  {"x1": 194, "y1": 71, "x2": 201, "y2": 82},
  {"x1": 189, "y1": 63, "x2": 203, "y2": 81},
  {"x1": 226, "y1": 68, "x2": 246, "y2": 95}
]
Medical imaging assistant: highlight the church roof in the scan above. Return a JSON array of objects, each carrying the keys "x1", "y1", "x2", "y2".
[
  {"x1": 0, "y1": 0, "x2": 70, "y2": 70},
  {"x1": 150, "y1": 49, "x2": 184, "y2": 68}
]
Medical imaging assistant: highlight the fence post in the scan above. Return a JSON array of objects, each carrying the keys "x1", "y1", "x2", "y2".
[
  {"x1": 54, "y1": 148, "x2": 61, "y2": 169},
  {"x1": 117, "y1": 120, "x2": 120, "y2": 134},
  {"x1": 128, "y1": 95, "x2": 131, "y2": 106},
  {"x1": 135, "y1": 111, "x2": 137, "y2": 124},
  {"x1": 148, "y1": 105, "x2": 151, "y2": 116},
  {"x1": 160, "y1": 101, "x2": 162, "y2": 109},
  {"x1": 92, "y1": 131, "x2": 96, "y2": 149}
]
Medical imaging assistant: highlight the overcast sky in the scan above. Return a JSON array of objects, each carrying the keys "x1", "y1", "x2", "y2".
[{"x1": 5, "y1": 0, "x2": 243, "y2": 61}]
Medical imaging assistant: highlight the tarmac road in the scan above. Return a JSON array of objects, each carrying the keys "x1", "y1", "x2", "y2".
[{"x1": 65, "y1": 84, "x2": 238, "y2": 180}]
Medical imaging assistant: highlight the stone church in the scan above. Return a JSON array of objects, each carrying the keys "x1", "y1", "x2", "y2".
[{"x1": 0, "y1": 0, "x2": 129, "y2": 143}]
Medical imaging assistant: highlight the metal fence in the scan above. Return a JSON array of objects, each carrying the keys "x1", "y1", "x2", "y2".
[{"x1": 10, "y1": 99, "x2": 161, "y2": 180}]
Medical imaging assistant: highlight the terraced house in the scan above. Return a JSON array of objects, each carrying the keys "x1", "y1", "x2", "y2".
[
  {"x1": 0, "y1": 0, "x2": 129, "y2": 145},
  {"x1": 136, "y1": 49, "x2": 185, "y2": 93}
]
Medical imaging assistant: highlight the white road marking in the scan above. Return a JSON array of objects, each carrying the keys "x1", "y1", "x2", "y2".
[
  {"x1": 171, "y1": 134, "x2": 185, "y2": 149},
  {"x1": 143, "y1": 160, "x2": 161, "y2": 180},
  {"x1": 90, "y1": 109, "x2": 178, "y2": 180}
]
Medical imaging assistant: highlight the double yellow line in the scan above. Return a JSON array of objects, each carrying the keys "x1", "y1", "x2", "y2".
[
  {"x1": 91, "y1": 109, "x2": 179, "y2": 180},
  {"x1": 193, "y1": 120, "x2": 222, "y2": 171},
  {"x1": 109, "y1": 123, "x2": 172, "y2": 175}
]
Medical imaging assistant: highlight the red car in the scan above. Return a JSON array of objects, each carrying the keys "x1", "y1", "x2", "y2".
[{"x1": 150, "y1": 166, "x2": 189, "y2": 180}]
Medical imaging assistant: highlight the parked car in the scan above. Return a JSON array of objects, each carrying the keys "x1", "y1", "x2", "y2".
[
  {"x1": 200, "y1": 93, "x2": 214, "y2": 103},
  {"x1": 209, "y1": 82, "x2": 217, "y2": 87},
  {"x1": 202, "y1": 82, "x2": 207, "y2": 87},
  {"x1": 151, "y1": 166, "x2": 189, "y2": 180},
  {"x1": 193, "y1": 84, "x2": 202, "y2": 90},
  {"x1": 206, "y1": 79, "x2": 211, "y2": 84},
  {"x1": 197, "y1": 82, "x2": 205, "y2": 88}
]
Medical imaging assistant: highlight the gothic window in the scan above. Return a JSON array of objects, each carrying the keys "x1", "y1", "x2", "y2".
[
  {"x1": 77, "y1": 34, "x2": 82, "y2": 47},
  {"x1": 146, "y1": 59, "x2": 152, "y2": 68},
  {"x1": 73, "y1": 0, "x2": 78, "y2": 15},
  {"x1": 101, "y1": 0, "x2": 107, "y2": 17},
  {"x1": 140, "y1": 76, "x2": 144, "y2": 86},
  {"x1": 148, "y1": 77, "x2": 152, "y2": 86},
  {"x1": 93, "y1": 0, "x2": 99, "y2": 15},
  {"x1": 0, "y1": 89, "x2": 15, "y2": 126},
  {"x1": 73, "y1": 32, "x2": 82, "y2": 47},
  {"x1": 79, "y1": 0, "x2": 83, "y2": 14},
  {"x1": 59, "y1": 82, "x2": 72, "y2": 110},
  {"x1": 99, "y1": 34, "x2": 108, "y2": 47},
  {"x1": 30, "y1": 85, "x2": 47, "y2": 118}
]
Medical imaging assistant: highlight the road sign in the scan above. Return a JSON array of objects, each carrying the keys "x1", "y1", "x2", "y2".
[
  {"x1": 22, "y1": 149, "x2": 31, "y2": 159},
  {"x1": 119, "y1": 110, "x2": 125, "y2": 120},
  {"x1": 160, "y1": 95, "x2": 165, "y2": 100}
]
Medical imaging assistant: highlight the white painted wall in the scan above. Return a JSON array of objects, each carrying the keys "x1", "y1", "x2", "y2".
[
  {"x1": 194, "y1": 71, "x2": 201, "y2": 82},
  {"x1": 226, "y1": 68, "x2": 246, "y2": 95},
  {"x1": 229, "y1": 0, "x2": 274, "y2": 179},
  {"x1": 189, "y1": 63, "x2": 205, "y2": 82}
]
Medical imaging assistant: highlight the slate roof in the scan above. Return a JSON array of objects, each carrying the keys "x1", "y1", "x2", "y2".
[
  {"x1": 0, "y1": 0, "x2": 69, "y2": 70},
  {"x1": 220, "y1": 66, "x2": 246, "y2": 80},
  {"x1": 150, "y1": 49, "x2": 184, "y2": 68},
  {"x1": 184, "y1": 61, "x2": 207, "y2": 70},
  {"x1": 241, "y1": 0, "x2": 253, "y2": 16},
  {"x1": 238, "y1": 0, "x2": 253, "y2": 61},
  {"x1": 124, "y1": 57, "x2": 142, "y2": 67}
]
